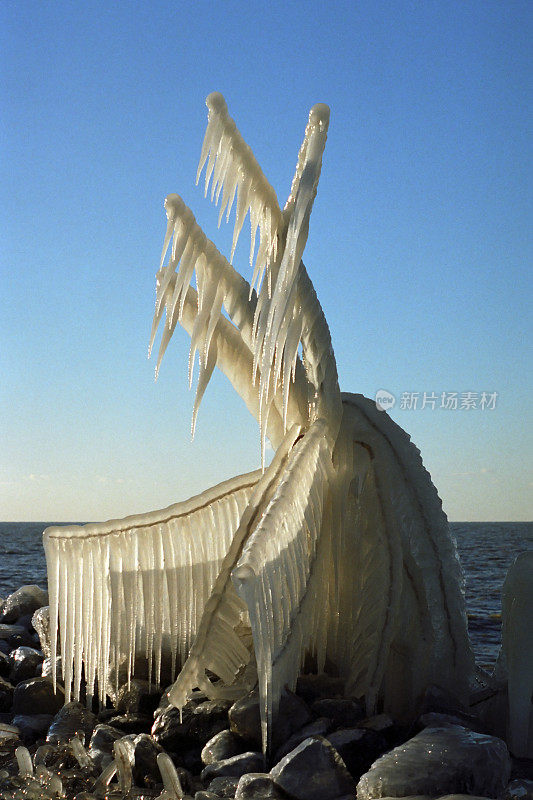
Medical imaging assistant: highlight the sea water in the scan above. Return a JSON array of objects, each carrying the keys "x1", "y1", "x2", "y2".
[{"x1": 0, "y1": 520, "x2": 531, "y2": 670}]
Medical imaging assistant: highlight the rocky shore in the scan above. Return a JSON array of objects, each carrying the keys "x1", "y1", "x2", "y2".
[{"x1": 0, "y1": 585, "x2": 531, "y2": 800}]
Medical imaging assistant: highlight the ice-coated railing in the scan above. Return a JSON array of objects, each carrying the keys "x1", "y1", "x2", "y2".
[{"x1": 43, "y1": 470, "x2": 260, "y2": 704}]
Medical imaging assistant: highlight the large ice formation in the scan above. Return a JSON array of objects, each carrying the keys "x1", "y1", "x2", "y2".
[{"x1": 44, "y1": 93, "x2": 475, "y2": 754}]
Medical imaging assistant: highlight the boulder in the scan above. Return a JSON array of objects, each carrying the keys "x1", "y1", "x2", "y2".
[
  {"x1": 114, "y1": 678, "x2": 162, "y2": 716},
  {"x1": 12, "y1": 677, "x2": 64, "y2": 716},
  {"x1": 206, "y1": 775, "x2": 240, "y2": 797},
  {"x1": 229, "y1": 689, "x2": 311, "y2": 750},
  {"x1": 296, "y1": 673, "x2": 346, "y2": 703},
  {"x1": 202, "y1": 729, "x2": 246, "y2": 765},
  {"x1": 270, "y1": 735, "x2": 356, "y2": 800},
  {"x1": 310, "y1": 697, "x2": 365, "y2": 728},
  {"x1": 235, "y1": 772, "x2": 288, "y2": 799},
  {"x1": 356, "y1": 725, "x2": 511, "y2": 800},
  {"x1": 326, "y1": 726, "x2": 388, "y2": 780},
  {"x1": 201, "y1": 751, "x2": 264, "y2": 782},
  {"x1": 88, "y1": 723, "x2": 124, "y2": 770},
  {"x1": 31, "y1": 606, "x2": 51, "y2": 657},
  {"x1": 273, "y1": 716, "x2": 332, "y2": 762},
  {"x1": 47, "y1": 701, "x2": 97, "y2": 745},
  {"x1": 8, "y1": 646, "x2": 44, "y2": 682},
  {"x1": 1, "y1": 586, "x2": 48, "y2": 624},
  {"x1": 12, "y1": 713, "x2": 54, "y2": 744},
  {"x1": 153, "y1": 698, "x2": 231, "y2": 750},
  {"x1": 0, "y1": 676, "x2": 14, "y2": 713}
]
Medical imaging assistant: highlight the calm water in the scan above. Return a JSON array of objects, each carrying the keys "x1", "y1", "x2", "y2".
[{"x1": 0, "y1": 521, "x2": 531, "y2": 670}]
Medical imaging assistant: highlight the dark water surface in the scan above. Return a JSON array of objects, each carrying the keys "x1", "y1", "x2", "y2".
[{"x1": 0, "y1": 520, "x2": 531, "y2": 670}]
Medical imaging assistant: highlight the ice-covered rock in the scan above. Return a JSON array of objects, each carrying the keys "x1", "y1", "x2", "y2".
[
  {"x1": 498, "y1": 551, "x2": 533, "y2": 758},
  {"x1": 201, "y1": 751, "x2": 264, "y2": 782},
  {"x1": 272, "y1": 716, "x2": 332, "y2": 762},
  {"x1": 8, "y1": 646, "x2": 44, "y2": 683},
  {"x1": 12, "y1": 713, "x2": 54, "y2": 744},
  {"x1": 31, "y1": 607, "x2": 51, "y2": 658},
  {"x1": 356, "y1": 725, "x2": 511, "y2": 799},
  {"x1": 502, "y1": 778, "x2": 533, "y2": 799},
  {"x1": 270, "y1": 735, "x2": 357, "y2": 800},
  {"x1": 114, "y1": 677, "x2": 162, "y2": 716},
  {"x1": 229, "y1": 689, "x2": 311, "y2": 750},
  {"x1": 153, "y1": 697, "x2": 231, "y2": 750},
  {"x1": 326, "y1": 726, "x2": 388, "y2": 780},
  {"x1": 12, "y1": 677, "x2": 64, "y2": 716},
  {"x1": 46, "y1": 701, "x2": 97, "y2": 745},
  {"x1": 201, "y1": 729, "x2": 246, "y2": 765},
  {"x1": 0, "y1": 676, "x2": 14, "y2": 712},
  {"x1": 310, "y1": 697, "x2": 365, "y2": 728},
  {"x1": 206, "y1": 775, "x2": 240, "y2": 796},
  {"x1": 0, "y1": 586, "x2": 48, "y2": 624},
  {"x1": 235, "y1": 772, "x2": 287, "y2": 799},
  {"x1": 88, "y1": 723, "x2": 123, "y2": 770}
]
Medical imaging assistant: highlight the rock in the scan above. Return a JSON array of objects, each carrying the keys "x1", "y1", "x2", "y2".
[
  {"x1": 41, "y1": 655, "x2": 62, "y2": 681},
  {"x1": 0, "y1": 652, "x2": 10, "y2": 680},
  {"x1": 153, "y1": 698, "x2": 231, "y2": 750},
  {"x1": 418, "y1": 683, "x2": 467, "y2": 716},
  {"x1": 229, "y1": 689, "x2": 311, "y2": 750},
  {"x1": 201, "y1": 751, "x2": 264, "y2": 782},
  {"x1": 358, "y1": 713, "x2": 396, "y2": 734},
  {"x1": 105, "y1": 713, "x2": 153, "y2": 734},
  {"x1": 195, "y1": 792, "x2": 220, "y2": 800},
  {"x1": 12, "y1": 677, "x2": 64, "y2": 716},
  {"x1": 31, "y1": 606, "x2": 51, "y2": 657},
  {"x1": 202, "y1": 729, "x2": 247, "y2": 765},
  {"x1": 310, "y1": 696, "x2": 365, "y2": 728},
  {"x1": 502, "y1": 778, "x2": 533, "y2": 799},
  {"x1": 0, "y1": 623, "x2": 27, "y2": 641},
  {"x1": 273, "y1": 717, "x2": 332, "y2": 762},
  {"x1": 0, "y1": 677, "x2": 14, "y2": 713},
  {"x1": 88, "y1": 723, "x2": 124, "y2": 770},
  {"x1": 1, "y1": 586, "x2": 48, "y2": 624},
  {"x1": 129, "y1": 732, "x2": 165, "y2": 787},
  {"x1": 326, "y1": 726, "x2": 387, "y2": 780},
  {"x1": 12, "y1": 713, "x2": 54, "y2": 744},
  {"x1": 8, "y1": 646, "x2": 44, "y2": 682},
  {"x1": 296, "y1": 673, "x2": 346, "y2": 703},
  {"x1": 47, "y1": 701, "x2": 97, "y2": 745},
  {"x1": 356, "y1": 725, "x2": 511, "y2": 800},
  {"x1": 114, "y1": 678, "x2": 162, "y2": 716},
  {"x1": 418, "y1": 710, "x2": 485, "y2": 733},
  {"x1": 206, "y1": 775, "x2": 240, "y2": 797},
  {"x1": 235, "y1": 772, "x2": 287, "y2": 799},
  {"x1": 270, "y1": 735, "x2": 356, "y2": 800}
]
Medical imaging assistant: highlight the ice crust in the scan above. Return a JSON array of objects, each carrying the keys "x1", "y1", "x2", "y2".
[
  {"x1": 44, "y1": 93, "x2": 476, "y2": 756},
  {"x1": 356, "y1": 725, "x2": 511, "y2": 800}
]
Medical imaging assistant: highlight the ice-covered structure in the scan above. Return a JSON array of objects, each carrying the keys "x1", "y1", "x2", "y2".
[{"x1": 44, "y1": 93, "x2": 475, "y2": 754}]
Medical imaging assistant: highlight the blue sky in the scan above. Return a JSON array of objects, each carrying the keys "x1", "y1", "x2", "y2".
[{"x1": 1, "y1": 0, "x2": 531, "y2": 521}]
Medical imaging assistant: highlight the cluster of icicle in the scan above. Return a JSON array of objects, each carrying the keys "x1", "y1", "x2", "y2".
[
  {"x1": 43, "y1": 92, "x2": 476, "y2": 759},
  {"x1": 2, "y1": 740, "x2": 186, "y2": 799},
  {"x1": 44, "y1": 473, "x2": 259, "y2": 704}
]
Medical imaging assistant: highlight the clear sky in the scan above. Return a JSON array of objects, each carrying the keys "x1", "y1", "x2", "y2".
[{"x1": 1, "y1": 0, "x2": 531, "y2": 522}]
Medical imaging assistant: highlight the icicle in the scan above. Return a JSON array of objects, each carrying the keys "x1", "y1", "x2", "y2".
[
  {"x1": 70, "y1": 736, "x2": 94, "y2": 770},
  {"x1": 113, "y1": 739, "x2": 134, "y2": 795},
  {"x1": 15, "y1": 745, "x2": 33, "y2": 777},
  {"x1": 157, "y1": 753, "x2": 184, "y2": 800},
  {"x1": 197, "y1": 93, "x2": 282, "y2": 292}
]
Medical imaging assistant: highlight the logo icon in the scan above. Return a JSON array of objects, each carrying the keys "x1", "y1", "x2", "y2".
[{"x1": 375, "y1": 389, "x2": 396, "y2": 412}]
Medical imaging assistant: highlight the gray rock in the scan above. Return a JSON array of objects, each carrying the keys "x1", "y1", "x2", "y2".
[
  {"x1": 207, "y1": 775, "x2": 240, "y2": 797},
  {"x1": 270, "y1": 735, "x2": 356, "y2": 800},
  {"x1": 0, "y1": 651, "x2": 10, "y2": 679},
  {"x1": 229, "y1": 689, "x2": 311, "y2": 750},
  {"x1": 310, "y1": 696, "x2": 365, "y2": 727},
  {"x1": 12, "y1": 713, "x2": 54, "y2": 744},
  {"x1": 0, "y1": 623, "x2": 27, "y2": 641},
  {"x1": 357, "y1": 713, "x2": 395, "y2": 734},
  {"x1": 1, "y1": 586, "x2": 48, "y2": 624},
  {"x1": 114, "y1": 678, "x2": 162, "y2": 716},
  {"x1": 195, "y1": 793, "x2": 220, "y2": 800},
  {"x1": 356, "y1": 725, "x2": 511, "y2": 800},
  {"x1": 12, "y1": 676, "x2": 64, "y2": 716},
  {"x1": 273, "y1": 716, "x2": 333, "y2": 762},
  {"x1": 326, "y1": 726, "x2": 387, "y2": 780},
  {"x1": 418, "y1": 710, "x2": 485, "y2": 733},
  {"x1": 235, "y1": 772, "x2": 287, "y2": 799},
  {"x1": 105, "y1": 713, "x2": 153, "y2": 734},
  {"x1": 41, "y1": 655, "x2": 62, "y2": 681},
  {"x1": 202, "y1": 729, "x2": 246, "y2": 765},
  {"x1": 502, "y1": 778, "x2": 533, "y2": 799},
  {"x1": 418, "y1": 683, "x2": 468, "y2": 716},
  {"x1": 296, "y1": 673, "x2": 346, "y2": 703},
  {"x1": 153, "y1": 698, "x2": 231, "y2": 750},
  {"x1": 9, "y1": 645, "x2": 45, "y2": 682},
  {"x1": 129, "y1": 732, "x2": 165, "y2": 787},
  {"x1": 47, "y1": 700, "x2": 97, "y2": 745},
  {"x1": 88, "y1": 723, "x2": 124, "y2": 770},
  {"x1": 201, "y1": 751, "x2": 264, "y2": 782},
  {"x1": 31, "y1": 606, "x2": 51, "y2": 657},
  {"x1": 0, "y1": 675, "x2": 14, "y2": 712}
]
